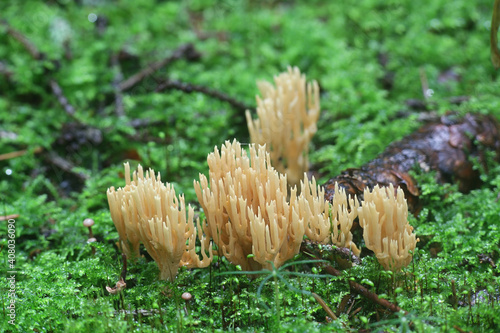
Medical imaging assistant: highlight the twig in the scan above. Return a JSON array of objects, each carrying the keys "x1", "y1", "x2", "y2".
[
  {"x1": 119, "y1": 43, "x2": 201, "y2": 91},
  {"x1": 0, "y1": 147, "x2": 43, "y2": 161},
  {"x1": 155, "y1": 78, "x2": 252, "y2": 112},
  {"x1": 302, "y1": 246, "x2": 407, "y2": 314},
  {"x1": 0, "y1": 214, "x2": 20, "y2": 221},
  {"x1": 3, "y1": 20, "x2": 80, "y2": 120},
  {"x1": 323, "y1": 262, "x2": 406, "y2": 314},
  {"x1": 49, "y1": 79, "x2": 76, "y2": 117},
  {"x1": 103, "y1": 309, "x2": 160, "y2": 317},
  {"x1": 348, "y1": 277, "x2": 406, "y2": 314},
  {"x1": 111, "y1": 54, "x2": 125, "y2": 117},
  {"x1": 311, "y1": 292, "x2": 338, "y2": 320},
  {"x1": 1, "y1": 20, "x2": 43, "y2": 60},
  {"x1": 44, "y1": 151, "x2": 89, "y2": 181},
  {"x1": 128, "y1": 118, "x2": 165, "y2": 129},
  {"x1": 453, "y1": 325, "x2": 472, "y2": 333}
]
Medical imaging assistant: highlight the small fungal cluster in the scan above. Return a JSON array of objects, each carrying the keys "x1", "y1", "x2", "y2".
[{"x1": 106, "y1": 163, "x2": 212, "y2": 281}]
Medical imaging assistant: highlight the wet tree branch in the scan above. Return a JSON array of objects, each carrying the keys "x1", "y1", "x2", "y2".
[
  {"x1": 1, "y1": 20, "x2": 43, "y2": 60},
  {"x1": 0, "y1": 147, "x2": 43, "y2": 161},
  {"x1": 155, "y1": 78, "x2": 253, "y2": 112},
  {"x1": 3, "y1": 20, "x2": 79, "y2": 120},
  {"x1": 119, "y1": 43, "x2": 201, "y2": 91},
  {"x1": 323, "y1": 113, "x2": 500, "y2": 214},
  {"x1": 44, "y1": 151, "x2": 89, "y2": 181},
  {"x1": 50, "y1": 79, "x2": 76, "y2": 118},
  {"x1": 301, "y1": 245, "x2": 407, "y2": 314}
]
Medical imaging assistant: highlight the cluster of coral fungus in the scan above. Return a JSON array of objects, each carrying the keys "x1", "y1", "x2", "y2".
[
  {"x1": 106, "y1": 67, "x2": 418, "y2": 281},
  {"x1": 107, "y1": 163, "x2": 212, "y2": 281}
]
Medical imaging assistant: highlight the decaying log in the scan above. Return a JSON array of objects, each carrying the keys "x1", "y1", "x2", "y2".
[{"x1": 323, "y1": 113, "x2": 500, "y2": 214}]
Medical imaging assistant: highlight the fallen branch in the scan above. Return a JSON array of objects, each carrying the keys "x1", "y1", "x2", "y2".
[
  {"x1": 105, "y1": 309, "x2": 160, "y2": 317},
  {"x1": 155, "y1": 78, "x2": 252, "y2": 112},
  {"x1": 3, "y1": 20, "x2": 80, "y2": 120},
  {"x1": 128, "y1": 118, "x2": 166, "y2": 129},
  {"x1": 119, "y1": 43, "x2": 201, "y2": 91},
  {"x1": 453, "y1": 325, "x2": 473, "y2": 333},
  {"x1": 311, "y1": 292, "x2": 338, "y2": 320},
  {"x1": 44, "y1": 151, "x2": 89, "y2": 181},
  {"x1": 302, "y1": 246, "x2": 407, "y2": 314},
  {"x1": 50, "y1": 79, "x2": 76, "y2": 118},
  {"x1": 1, "y1": 20, "x2": 43, "y2": 60},
  {"x1": 323, "y1": 113, "x2": 500, "y2": 214}
]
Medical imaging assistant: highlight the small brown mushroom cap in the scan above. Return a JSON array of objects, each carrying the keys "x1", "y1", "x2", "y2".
[
  {"x1": 83, "y1": 218, "x2": 95, "y2": 228},
  {"x1": 181, "y1": 292, "x2": 192, "y2": 301}
]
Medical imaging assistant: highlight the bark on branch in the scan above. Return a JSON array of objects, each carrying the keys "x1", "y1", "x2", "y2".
[{"x1": 323, "y1": 113, "x2": 500, "y2": 214}]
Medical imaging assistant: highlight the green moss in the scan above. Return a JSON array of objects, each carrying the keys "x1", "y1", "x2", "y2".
[{"x1": 1, "y1": 0, "x2": 499, "y2": 331}]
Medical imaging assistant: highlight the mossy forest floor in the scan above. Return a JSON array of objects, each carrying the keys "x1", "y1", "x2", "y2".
[{"x1": 1, "y1": 1, "x2": 500, "y2": 332}]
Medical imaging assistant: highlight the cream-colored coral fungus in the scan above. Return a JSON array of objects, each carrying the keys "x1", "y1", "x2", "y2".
[
  {"x1": 245, "y1": 66, "x2": 320, "y2": 188},
  {"x1": 107, "y1": 162, "x2": 142, "y2": 259},
  {"x1": 107, "y1": 163, "x2": 212, "y2": 281},
  {"x1": 299, "y1": 175, "x2": 330, "y2": 245},
  {"x1": 329, "y1": 182, "x2": 361, "y2": 256},
  {"x1": 300, "y1": 179, "x2": 360, "y2": 256},
  {"x1": 194, "y1": 140, "x2": 306, "y2": 271},
  {"x1": 358, "y1": 184, "x2": 418, "y2": 271}
]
